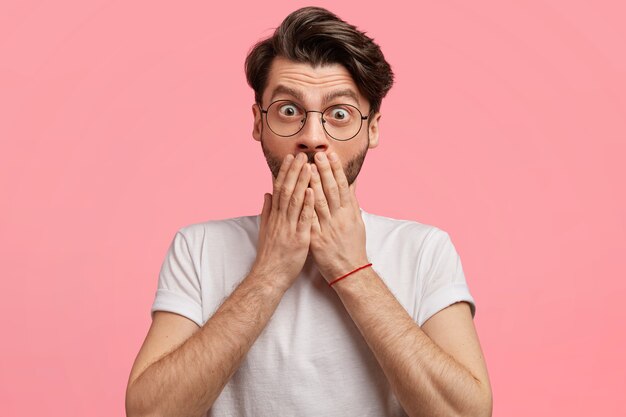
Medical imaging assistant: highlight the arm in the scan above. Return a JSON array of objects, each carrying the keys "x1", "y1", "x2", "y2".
[
  {"x1": 307, "y1": 152, "x2": 491, "y2": 417},
  {"x1": 126, "y1": 153, "x2": 315, "y2": 417},
  {"x1": 331, "y1": 267, "x2": 492, "y2": 417},
  {"x1": 126, "y1": 268, "x2": 287, "y2": 417}
]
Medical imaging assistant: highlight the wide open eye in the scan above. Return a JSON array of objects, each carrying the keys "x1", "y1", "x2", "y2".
[
  {"x1": 325, "y1": 105, "x2": 355, "y2": 125},
  {"x1": 276, "y1": 102, "x2": 303, "y2": 118}
]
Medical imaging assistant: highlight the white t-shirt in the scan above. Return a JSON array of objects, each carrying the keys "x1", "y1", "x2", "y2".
[{"x1": 151, "y1": 208, "x2": 476, "y2": 416}]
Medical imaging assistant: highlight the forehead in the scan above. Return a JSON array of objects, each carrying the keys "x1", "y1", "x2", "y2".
[{"x1": 263, "y1": 56, "x2": 364, "y2": 106}]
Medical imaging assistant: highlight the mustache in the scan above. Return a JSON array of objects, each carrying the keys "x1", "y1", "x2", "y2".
[{"x1": 299, "y1": 153, "x2": 317, "y2": 164}]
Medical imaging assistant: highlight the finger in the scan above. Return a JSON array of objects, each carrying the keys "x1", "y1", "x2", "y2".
[
  {"x1": 314, "y1": 152, "x2": 340, "y2": 212},
  {"x1": 310, "y1": 199, "x2": 321, "y2": 236},
  {"x1": 278, "y1": 152, "x2": 307, "y2": 211},
  {"x1": 287, "y1": 162, "x2": 311, "y2": 223},
  {"x1": 348, "y1": 182, "x2": 359, "y2": 211},
  {"x1": 260, "y1": 193, "x2": 271, "y2": 229},
  {"x1": 296, "y1": 187, "x2": 315, "y2": 235},
  {"x1": 257, "y1": 193, "x2": 271, "y2": 250},
  {"x1": 328, "y1": 152, "x2": 351, "y2": 208},
  {"x1": 309, "y1": 163, "x2": 331, "y2": 223},
  {"x1": 272, "y1": 154, "x2": 295, "y2": 211}
]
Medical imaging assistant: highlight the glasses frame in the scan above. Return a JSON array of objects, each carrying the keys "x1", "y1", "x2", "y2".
[{"x1": 259, "y1": 99, "x2": 369, "y2": 141}]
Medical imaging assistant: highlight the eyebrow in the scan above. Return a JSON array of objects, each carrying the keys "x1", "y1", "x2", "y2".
[
  {"x1": 269, "y1": 85, "x2": 361, "y2": 107},
  {"x1": 323, "y1": 89, "x2": 360, "y2": 106},
  {"x1": 270, "y1": 85, "x2": 304, "y2": 102}
]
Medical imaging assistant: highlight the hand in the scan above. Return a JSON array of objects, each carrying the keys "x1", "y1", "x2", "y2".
[
  {"x1": 308, "y1": 152, "x2": 369, "y2": 284},
  {"x1": 252, "y1": 152, "x2": 315, "y2": 291}
]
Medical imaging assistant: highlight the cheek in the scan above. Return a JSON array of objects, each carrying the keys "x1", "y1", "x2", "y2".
[
  {"x1": 261, "y1": 137, "x2": 294, "y2": 166},
  {"x1": 348, "y1": 135, "x2": 369, "y2": 157},
  {"x1": 266, "y1": 142, "x2": 291, "y2": 159}
]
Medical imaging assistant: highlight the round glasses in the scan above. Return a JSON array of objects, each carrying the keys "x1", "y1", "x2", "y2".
[{"x1": 260, "y1": 100, "x2": 369, "y2": 141}]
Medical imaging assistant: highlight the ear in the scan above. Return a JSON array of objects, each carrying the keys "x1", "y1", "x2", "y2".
[
  {"x1": 252, "y1": 103, "x2": 263, "y2": 142},
  {"x1": 367, "y1": 112, "x2": 382, "y2": 149}
]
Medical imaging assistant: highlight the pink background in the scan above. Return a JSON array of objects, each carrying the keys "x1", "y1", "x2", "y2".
[{"x1": 1, "y1": 1, "x2": 625, "y2": 416}]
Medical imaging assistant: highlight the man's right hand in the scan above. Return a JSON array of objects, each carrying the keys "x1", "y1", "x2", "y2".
[
  {"x1": 127, "y1": 155, "x2": 314, "y2": 416},
  {"x1": 252, "y1": 152, "x2": 315, "y2": 291}
]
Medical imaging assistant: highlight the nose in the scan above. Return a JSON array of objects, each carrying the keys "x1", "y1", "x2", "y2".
[{"x1": 296, "y1": 111, "x2": 329, "y2": 153}]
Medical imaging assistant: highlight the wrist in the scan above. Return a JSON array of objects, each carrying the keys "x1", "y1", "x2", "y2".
[
  {"x1": 330, "y1": 264, "x2": 377, "y2": 294},
  {"x1": 324, "y1": 257, "x2": 371, "y2": 284},
  {"x1": 249, "y1": 263, "x2": 293, "y2": 294}
]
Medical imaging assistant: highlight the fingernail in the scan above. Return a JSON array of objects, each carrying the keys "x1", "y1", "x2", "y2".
[
  {"x1": 316, "y1": 152, "x2": 326, "y2": 162},
  {"x1": 328, "y1": 152, "x2": 338, "y2": 161}
]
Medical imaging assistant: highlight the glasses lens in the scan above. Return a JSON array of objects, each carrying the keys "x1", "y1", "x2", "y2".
[
  {"x1": 265, "y1": 100, "x2": 365, "y2": 140},
  {"x1": 322, "y1": 104, "x2": 363, "y2": 141},
  {"x1": 266, "y1": 101, "x2": 306, "y2": 136}
]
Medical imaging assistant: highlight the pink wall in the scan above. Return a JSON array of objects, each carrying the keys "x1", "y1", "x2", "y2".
[{"x1": 1, "y1": 1, "x2": 624, "y2": 416}]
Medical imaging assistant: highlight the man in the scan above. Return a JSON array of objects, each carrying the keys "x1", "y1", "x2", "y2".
[{"x1": 126, "y1": 7, "x2": 492, "y2": 417}]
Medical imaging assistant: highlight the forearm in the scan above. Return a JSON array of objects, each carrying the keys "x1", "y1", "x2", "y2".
[
  {"x1": 333, "y1": 268, "x2": 491, "y2": 417},
  {"x1": 126, "y1": 268, "x2": 286, "y2": 417}
]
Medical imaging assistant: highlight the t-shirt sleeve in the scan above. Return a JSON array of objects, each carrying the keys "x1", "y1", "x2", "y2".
[
  {"x1": 150, "y1": 230, "x2": 203, "y2": 327},
  {"x1": 416, "y1": 227, "x2": 476, "y2": 327}
]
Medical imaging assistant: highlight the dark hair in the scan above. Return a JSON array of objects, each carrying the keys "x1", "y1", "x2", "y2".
[{"x1": 245, "y1": 6, "x2": 394, "y2": 115}]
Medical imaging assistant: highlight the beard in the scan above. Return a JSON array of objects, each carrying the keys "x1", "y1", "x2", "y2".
[{"x1": 260, "y1": 131, "x2": 370, "y2": 186}]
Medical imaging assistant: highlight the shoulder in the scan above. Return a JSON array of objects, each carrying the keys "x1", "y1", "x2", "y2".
[
  {"x1": 175, "y1": 213, "x2": 261, "y2": 249},
  {"x1": 360, "y1": 208, "x2": 446, "y2": 246}
]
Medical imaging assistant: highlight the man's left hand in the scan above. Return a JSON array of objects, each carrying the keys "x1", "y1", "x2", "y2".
[{"x1": 308, "y1": 151, "x2": 369, "y2": 284}]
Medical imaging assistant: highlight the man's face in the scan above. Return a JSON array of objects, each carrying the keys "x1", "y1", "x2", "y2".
[{"x1": 252, "y1": 56, "x2": 381, "y2": 186}]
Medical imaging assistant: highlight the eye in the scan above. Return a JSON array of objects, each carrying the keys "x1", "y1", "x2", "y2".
[
  {"x1": 326, "y1": 106, "x2": 354, "y2": 123},
  {"x1": 277, "y1": 102, "x2": 302, "y2": 117},
  {"x1": 332, "y1": 108, "x2": 347, "y2": 119}
]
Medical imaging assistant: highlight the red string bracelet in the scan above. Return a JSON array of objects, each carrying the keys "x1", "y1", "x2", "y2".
[{"x1": 328, "y1": 263, "x2": 373, "y2": 287}]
